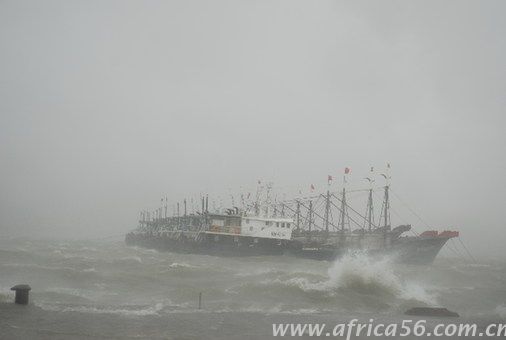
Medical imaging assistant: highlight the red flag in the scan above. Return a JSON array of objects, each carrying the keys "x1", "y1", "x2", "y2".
[{"x1": 344, "y1": 167, "x2": 350, "y2": 174}]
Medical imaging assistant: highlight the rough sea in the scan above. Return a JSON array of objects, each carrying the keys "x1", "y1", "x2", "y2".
[{"x1": 0, "y1": 238, "x2": 505, "y2": 339}]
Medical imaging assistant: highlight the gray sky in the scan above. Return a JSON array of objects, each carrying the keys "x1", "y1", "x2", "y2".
[{"x1": 1, "y1": 0, "x2": 504, "y2": 258}]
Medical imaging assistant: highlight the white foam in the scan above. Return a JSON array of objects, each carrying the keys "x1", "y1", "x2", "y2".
[
  {"x1": 36, "y1": 302, "x2": 164, "y2": 317},
  {"x1": 168, "y1": 262, "x2": 195, "y2": 269},
  {"x1": 258, "y1": 252, "x2": 437, "y2": 305}
]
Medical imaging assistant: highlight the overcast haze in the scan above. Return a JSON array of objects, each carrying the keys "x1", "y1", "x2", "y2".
[{"x1": 1, "y1": 1, "x2": 504, "y2": 258}]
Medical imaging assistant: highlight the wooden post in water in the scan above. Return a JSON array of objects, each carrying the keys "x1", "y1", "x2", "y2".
[
  {"x1": 11, "y1": 284, "x2": 31, "y2": 305},
  {"x1": 198, "y1": 292, "x2": 202, "y2": 309}
]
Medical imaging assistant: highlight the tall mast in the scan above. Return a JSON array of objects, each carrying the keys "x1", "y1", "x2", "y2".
[
  {"x1": 338, "y1": 187, "x2": 347, "y2": 231},
  {"x1": 324, "y1": 175, "x2": 332, "y2": 234},
  {"x1": 364, "y1": 167, "x2": 375, "y2": 231},
  {"x1": 324, "y1": 190, "x2": 331, "y2": 233},
  {"x1": 177, "y1": 202, "x2": 180, "y2": 227},
  {"x1": 382, "y1": 185, "x2": 390, "y2": 229},
  {"x1": 380, "y1": 163, "x2": 391, "y2": 230},
  {"x1": 338, "y1": 168, "x2": 350, "y2": 232},
  {"x1": 254, "y1": 180, "x2": 261, "y2": 216},
  {"x1": 295, "y1": 200, "x2": 301, "y2": 231},
  {"x1": 265, "y1": 182, "x2": 272, "y2": 217},
  {"x1": 308, "y1": 200, "x2": 313, "y2": 233}
]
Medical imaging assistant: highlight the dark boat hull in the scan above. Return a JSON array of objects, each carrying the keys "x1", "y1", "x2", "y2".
[
  {"x1": 287, "y1": 236, "x2": 451, "y2": 265},
  {"x1": 126, "y1": 232, "x2": 451, "y2": 265},
  {"x1": 126, "y1": 232, "x2": 287, "y2": 257}
]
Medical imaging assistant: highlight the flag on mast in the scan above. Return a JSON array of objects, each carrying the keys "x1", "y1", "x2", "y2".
[
  {"x1": 327, "y1": 175, "x2": 333, "y2": 185},
  {"x1": 344, "y1": 167, "x2": 351, "y2": 174},
  {"x1": 310, "y1": 184, "x2": 315, "y2": 191}
]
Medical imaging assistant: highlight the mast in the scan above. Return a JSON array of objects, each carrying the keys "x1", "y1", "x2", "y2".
[
  {"x1": 379, "y1": 163, "x2": 391, "y2": 230},
  {"x1": 254, "y1": 180, "x2": 261, "y2": 216},
  {"x1": 364, "y1": 167, "x2": 375, "y2": 231},
  {"x1": 295, "y1": 200, "x2": 301, "y2": 231},
  {"x1": 308, "y1": 200, "x2": 313, "y2": 233},
  {"x1": 324, "y1": 190, "x2": 331, "y2": 234},
  {"x1": 338, "y1": 167, "x2": 350, "y2": 232},
  {"x1": 381, "y1": 184, "x2": 390, "y2": 229},
  {"x1": 177, "y1": 202, "x2": 180, "y2": 227},
  {"x1": 338, "y1": 187, "x2": 347, "y2": 231},
  {"x1": 264, "y1": 182, "x2": 272, "y2": 217}
]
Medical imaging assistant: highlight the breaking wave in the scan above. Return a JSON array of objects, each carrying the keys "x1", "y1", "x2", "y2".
[
  {"x1": 234, "y1": 252, "x2": 437, "y2": 310},
  {"x1": 326, "y1": 252, "x2": 436, "y2": 304}
]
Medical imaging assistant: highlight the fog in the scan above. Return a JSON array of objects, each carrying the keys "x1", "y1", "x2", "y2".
[{"x1": 1, "y1": 0, "x2": 504, "y2": 259}]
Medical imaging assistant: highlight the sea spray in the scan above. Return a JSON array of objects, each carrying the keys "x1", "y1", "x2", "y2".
[
  {"x1": 326, "y1": 252, "x2": 437, "y2": 305},
  {"x1": 231, "y1": 252, "x2": 437, "y2": 313}
]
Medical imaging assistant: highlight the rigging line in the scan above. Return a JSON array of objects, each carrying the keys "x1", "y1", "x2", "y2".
[
  {"x1": 326, "y1": 196, "x2": 365, "y2": 229},
  {"x1": 447, "y1": 238, "x2": 466, "y2": 259},
  {"x1": 298, "y1": 199, "x2": 340, "y2": 231},
  {"x1": 284, "y1": 188, "x2": 371, "y2": 204},
  {"x1": 329, "y1": 193, "x2": 375, "y2": 228},
  {"x1": 281, "y1": 201, "x2": 324, "y2": 231},
  {"x1": 443, "y1": 239, "x2": 462, "y2": 259},
  {"x1": 371, "y1": 190, "x2": 419, "y2": 236},
  {"x1": 457, "y1": 237, "x2": 477, "y2": 263},
  {"x1": 390, "y1": 189, "x2": 431, "y2": 229}
]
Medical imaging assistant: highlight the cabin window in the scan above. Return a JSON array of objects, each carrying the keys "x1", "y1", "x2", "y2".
[
  {"x1": 249, "y1": 226, "x2": 253, "y2": 231},
  {"x1": 287, "y1": 223, "x2": 290, "y2": 228},
  {"x1": 265, "y1": 221, "x2": 269, "y2": 226},
  {"x1": 276, "y1": 222, "x2": 279, "y2": 227},
  {"x1": 281, "y1": 223, "x2": 285, "y2": 228}
]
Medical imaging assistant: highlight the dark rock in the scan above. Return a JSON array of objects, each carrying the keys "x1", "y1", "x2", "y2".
[{"x1": 405, "y1": 307, "x2": 459, "y2": 317}]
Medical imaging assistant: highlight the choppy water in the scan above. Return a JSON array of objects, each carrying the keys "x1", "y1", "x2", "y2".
[{"x1": 1, "y1": 238, "x2": 505, "y2": 337}]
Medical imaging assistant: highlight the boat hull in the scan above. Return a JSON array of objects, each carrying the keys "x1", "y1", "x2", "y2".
[
  {"x1": 125, "y1": 232, "x2": 287, "y2": 257},
  {"x1": 126, "y1": 232, "x2": 451, "y2": 265}
]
